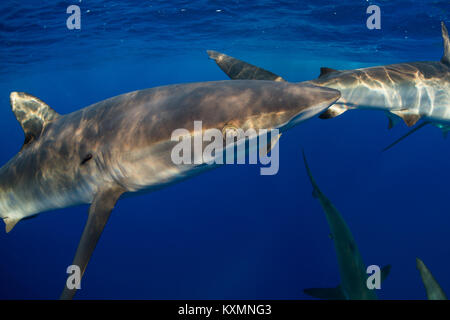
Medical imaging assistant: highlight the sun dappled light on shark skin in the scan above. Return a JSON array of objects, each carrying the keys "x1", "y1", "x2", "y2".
[
  {"x1": 207, "y1": 22, "x2": 450, "y2": 149},
  {"x1": 0, "y1": 80, "x2": 340, "y2": 299}
]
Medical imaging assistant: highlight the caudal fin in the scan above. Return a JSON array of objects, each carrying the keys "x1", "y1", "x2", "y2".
[{"x1": 304, "y1": 285, "x2": 346, "y2": 300}]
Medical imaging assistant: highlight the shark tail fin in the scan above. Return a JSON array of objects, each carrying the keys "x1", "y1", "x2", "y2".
[
  {"x1": 441, "y1": 22, "x2": 450, "y2": 66},
  {"x1": 304, "y1": 285, "x2": 346, "y2": 300}
]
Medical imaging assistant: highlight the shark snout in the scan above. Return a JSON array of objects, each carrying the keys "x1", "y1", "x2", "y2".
[{"x1": 281, "y1": 83, "x2": 341, "y2": 130}]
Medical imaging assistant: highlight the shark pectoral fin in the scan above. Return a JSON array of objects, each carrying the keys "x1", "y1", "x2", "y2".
[
  {"x1": 441, "y1": 22, "x2": 450, "y2": 66},
  {"x1": 390, "y1": 110, "x2": 422, "y2": 127},
  {"x1": 319, "y1": 105, "x2": 348, "y2": 119},
  {"x1": 3, "y1": 217, "x2": 20, "y2": 233},
  {"x1": 433, "y1": 123, "x2": 450, "y2": 139},
  {"x1": 259, "y1": 133, "x2": 281, "y2": 158},
  {"x1": 206, "y1": 50, "x2": 285, "y2": 81},
  {"x1": 382, "y1": 121, "x2": 430, "y2": 152},
  {"x1": 381, "y1": 264, "x2": 392, "y2": 282},
  {"x1": 385, "y1": 111, "x2": 400, "y2": 129},
  {"x1": 60, "y1": 185, "x2": 125, "y2": 300},
  {"x1": 304, "y1": 285, "x2": 346, "y2": 300}
]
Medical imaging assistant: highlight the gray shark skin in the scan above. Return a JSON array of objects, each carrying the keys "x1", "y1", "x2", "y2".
[
  {"x1": 0, "y1": 80, "x2": 340, "y2": 299},
  {"x1": 302, "y1": 152, "x2": 390, "y2": 300},
  {"x1": 416, "y1": 258, "x2": 447, "y2": 300},
  {"x1": 207, "y1": 22, "x2": 450, "y2": 131}
]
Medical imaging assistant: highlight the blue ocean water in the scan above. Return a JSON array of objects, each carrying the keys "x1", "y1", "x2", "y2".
[{"x1": 0, "y1": 0, "x2": 449, "y2": 299}]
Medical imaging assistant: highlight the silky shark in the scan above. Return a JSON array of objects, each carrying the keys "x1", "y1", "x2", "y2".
[
  {"x1": 207, "y1": 22, "x2": 450, "y2": 148},
  {"x1": 416, "y1": 258, "x2": 447, "y2": 300},
  {"x1": 0, "y1": 80, "x2": 340, "y2": 299},
  {"x1": 302, "y1": 152, "x2": 390, "y2": 300}
]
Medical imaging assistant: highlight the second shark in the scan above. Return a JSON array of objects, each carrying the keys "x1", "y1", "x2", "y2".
[{"x1": 302, "y1": 152, "x2": 390, "y2": 299}]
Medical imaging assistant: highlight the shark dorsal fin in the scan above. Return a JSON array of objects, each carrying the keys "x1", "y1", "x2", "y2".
[
  {"x1": 10, "y1": 92, "x2": 60, "y2": 146},
  {"x1": 319, "y1": 67, "x2": 340, "y2": 78},
  {"x1": 442, "y1": 22, "x2": 450, "y2": 66},
  {"x1": 207, "y1": 50, "x2": 286, "y2": 81}
]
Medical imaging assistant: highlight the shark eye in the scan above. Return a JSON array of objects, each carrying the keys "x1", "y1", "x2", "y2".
[
  {"x1": 81, "y1": 153, "x2": 93, "y2": 165},
  {"x1": 24, "y1": 133, "x2": 35, "y2": 145}
]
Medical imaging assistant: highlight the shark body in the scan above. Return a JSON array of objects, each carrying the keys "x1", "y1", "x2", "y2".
[
  {"x1": 0, "y1": 80, "x2": 340, "y2": 299},
  {"x1": 207, "y1": 22, "x2": 450, "y2": 133},
  {"x1": 302, "y1": 152, "x2": 390, "y2": 300},
  {"x1": 416, "y1": 258, "x2": 447, "y2": 300}
]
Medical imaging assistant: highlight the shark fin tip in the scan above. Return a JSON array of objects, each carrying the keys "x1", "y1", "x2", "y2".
[
  {"x1": 9, "y1": 92, "x2": 60, "y2": 147},
  {"x1": 3, "y1": 217, "x2": 20, "y2": 233},
  {"x1": 206, "y1": 50, "x2": 220, "y2": 60},
  {"x1": 319, "y1": 67, "x2": 339, "y2": 78}
]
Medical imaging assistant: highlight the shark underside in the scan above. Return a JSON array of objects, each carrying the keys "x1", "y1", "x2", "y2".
[{"x1": 1, "y1": 80, "x2": 340, "y2": 299}]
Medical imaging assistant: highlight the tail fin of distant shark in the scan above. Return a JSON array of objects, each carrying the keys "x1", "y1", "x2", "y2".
[
  {"x1": 304, "y1": 285, "x2": 346, "y2": 300},
  {"x1": 304, "y1": 266, "x2": 392, "y2": 300},
  {"x1": 441, "y1": 22, "x2": 450, "y2": 66}
]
